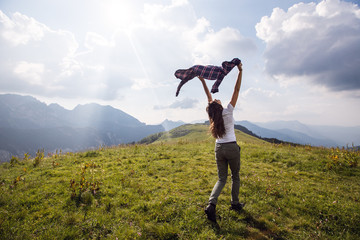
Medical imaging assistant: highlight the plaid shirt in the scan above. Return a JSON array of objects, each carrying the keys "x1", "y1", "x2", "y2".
[{"x1": 175, "y1": 58, "x2": 241, "y2": 96}]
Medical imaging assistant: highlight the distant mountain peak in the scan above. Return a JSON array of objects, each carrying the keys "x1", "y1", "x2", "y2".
[
  {"x1": 161, "y1": 119, "x2": 185, "y2": 131},
  {"x1": 161, "y1": 119, "x2": 185, "y2": 124}
]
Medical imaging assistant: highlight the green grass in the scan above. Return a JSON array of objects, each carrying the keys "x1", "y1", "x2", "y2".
[{"x1": 0, "y1": 124, "x2": 359, "y2": 239}]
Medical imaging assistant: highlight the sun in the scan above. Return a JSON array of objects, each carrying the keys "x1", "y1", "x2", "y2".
[{"x1": 100, "y1": 0, "x2": 136, "y2": 29}]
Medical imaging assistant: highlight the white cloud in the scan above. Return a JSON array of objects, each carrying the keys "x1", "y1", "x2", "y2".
[
  {"x1": 84, "y1": 32, "x2": 110, "y2": 50},
  {"x1": 193, "y1": 27, "x2": 256, "y2": 64},
  {"x1": 131, "y1": 78, "x2": 157, "y2": 90},
  {"x1": 242, "y1": 87, "x2": 281, "y2": 99},
  {"x1": 256, "y1": 0, "x2": 360, "y2": 93},
  {"x1": 154, "y1": 98, "x2": 199, "y2": 110},
  {"x1": 0, "y1": 11, "x2": 45, "y2": 46},
  {"x1": 13, "y1": 61, "x2": 44, "y2": 85},
  {"x1": 0, "y1": 0, "x2": 256, "y2": 102},
  {"x1": 141, "y1": 0, "x2": 196, "y2": 31}
]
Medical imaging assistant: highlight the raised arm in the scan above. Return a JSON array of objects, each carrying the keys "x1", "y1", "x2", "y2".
[
  {"x1": 230, "y1": 63, "x2": 243, "y2": 107},
  {"x1": 199, "y1": 76, "x2": 213, "y2": 103}
]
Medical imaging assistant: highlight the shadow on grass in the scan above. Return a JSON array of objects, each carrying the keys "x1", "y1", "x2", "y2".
[
  {"x1": 241, "y1": 210, "x2": 285, "y2": 240},
  {"x1": 212, "y1": 209, "x2": 286, "y2": 240}
]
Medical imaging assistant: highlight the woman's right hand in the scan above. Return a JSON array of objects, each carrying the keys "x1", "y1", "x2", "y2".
[{"x1": 237, "y1": 63, "x2": 243, "y2": 71}]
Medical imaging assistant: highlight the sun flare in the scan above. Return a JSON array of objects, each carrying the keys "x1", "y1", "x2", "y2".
[{"x1": 100, "y1": 0, "x2": 136, "y2": 29}]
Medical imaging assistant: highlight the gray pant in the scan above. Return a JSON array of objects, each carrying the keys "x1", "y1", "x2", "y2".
[{"x1": 209, "y1": 142, "x2": 241, "y2": 205}]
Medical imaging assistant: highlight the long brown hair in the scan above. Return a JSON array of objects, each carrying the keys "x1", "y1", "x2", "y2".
[{"x1": 206, "y1": 101, "x2": 225, "y2": 138}]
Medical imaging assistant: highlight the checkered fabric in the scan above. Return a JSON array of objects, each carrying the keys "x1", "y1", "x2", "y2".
[{"x1": 175, "y1": 58, "x2": 241, "y2": 96}]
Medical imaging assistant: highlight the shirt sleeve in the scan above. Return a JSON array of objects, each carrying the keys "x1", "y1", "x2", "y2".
[{"x1": 227, "y1": 103, "x2": 234, "y2": 112}]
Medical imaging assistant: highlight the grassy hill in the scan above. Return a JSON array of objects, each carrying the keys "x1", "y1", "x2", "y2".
[{"x1": 0, "y1": 124, "x2": 359, "y2": 239}]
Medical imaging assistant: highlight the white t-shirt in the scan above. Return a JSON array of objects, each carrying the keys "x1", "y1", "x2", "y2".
[{"x1": 216, "y1": 103, "x2": 236, "y2": 143}]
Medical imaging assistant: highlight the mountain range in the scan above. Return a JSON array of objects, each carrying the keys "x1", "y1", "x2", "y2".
[
  {"x1": 0, "y1": 94, "x2": 182, "y2": 162},
  {"x1": 237, "y1": 120, "x2": 360, "y2": 148},
  {"x1": 1, "y1": 94, "x2": 359, "y2": 162}
]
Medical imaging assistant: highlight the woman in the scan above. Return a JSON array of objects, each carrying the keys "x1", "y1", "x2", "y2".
[{"x1": 199, "y1": 62, "x2": 244, "y2": 223}]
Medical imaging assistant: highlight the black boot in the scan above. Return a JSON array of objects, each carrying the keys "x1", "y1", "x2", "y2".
[
  {"x1": 230, "y1": 202, "x2": 245, "y2": 213},
  {"x1": 205, "y1": 203, "x2": 216, "y2": 222}
]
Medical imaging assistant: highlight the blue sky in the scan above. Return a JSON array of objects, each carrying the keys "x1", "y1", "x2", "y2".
[{"x1": 0, "y1": 0, "x2": 359, "y2": 126}]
